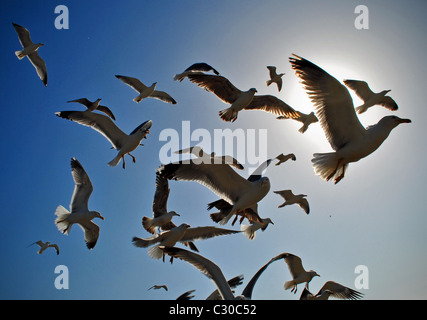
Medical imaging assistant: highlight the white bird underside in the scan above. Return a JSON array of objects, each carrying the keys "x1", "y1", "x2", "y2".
[
  {"x1": 12, "y1": 22, "x2": 47, "y2": 86},
  {"x1": 115, "y1": 75, "x2": 177, "y2": 104},
  {"x1": 67, "y1": 98, "x2": 116, "y2": 120},
  {"x1": 289, "y1": 54, "x2": 411, "y2": 184},
  {"x1": 55, "y1": 110, "x2": 152, "y2": 168},
  {"x1": 187, "y1": 73, "x2": 298, "y2": 122},
  {"x1": 274, "y1": 189, "x2": 310, "y2": 214},
  {"x1": 343, "y1": 79, "x2": 398, "y2": 114},
  {"x1": 54, "y1": 158, "x2": 104, "y2": 249},
  {"x1": 157, "y1": 154, "x2": 271, "y2": 225},
  {"x1": 132, "y1": 224, "x2": 240, "y2": 259}
]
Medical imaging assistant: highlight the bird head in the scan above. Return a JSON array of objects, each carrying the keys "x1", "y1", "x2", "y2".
[
  {"x1": 309, "y1": 270, "x2": 320, "y2": 279},
  {"x1": 170, "y1": 211, "x2": 180, "y2": 217},
  {"x1": 249, "y1": 88, "x2": 258, "y2": 93},
  {"x1": 381, "y1": 115, "x2": 411, "y2": 129},
  {"x1": 92, "y1": 211, "x2": 105, "y2": 220}
]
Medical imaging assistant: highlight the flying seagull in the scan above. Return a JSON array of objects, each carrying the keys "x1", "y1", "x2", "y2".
[
  {"x1": 132, "y1": 223, "x2": 240, "y2": 260},
  {"x1": 163, "y1": 248, "x2": 292, "y2": 300},
  {"x1": 54, "y1": 158, "x2": 104, "y2": 250},
  {"x1": 275, "y1": 252, "x2": 319, "y2": 294},
  {"x1": 343, "y1": 79, "x2": 398, "y2": 114},
  {"x1": 157, "y1": 153, "x2": 271, "y2": 225},
  {"x1": 175, "y1": 146, "x2": 244, "y2": 169},
  {"x1": 115, "y1": 75, "x2": 177, "y2": 104},
  {"x1": 67, "y1": 98, "x2": 116, "y2": 120},
  {"x1": 143, "y1": 173, "x2": 199, "y2": 252},
  {"x1": 277, "y1": 111, "x2": 319, "y2": 133},
  {"x1": 289, "y1": 54, "x2": 411, "y2": 184},
  {"x1": 274, "y1": 190, "x2": 310, "y2": 214},
  {"x1": 55, "y1": 110, "x2": 152, "y2": 169},
  {"x1": 299, "y1": 281, "x2": 364, "y2": 300},
  {"x1": 148, "y1": 285, "x2": 168, "y2": 291},
  {"x1": 187, "y1": 73, "x2": 298, "y2": 122},
  {"x1": 12, "y1": 22, "x2": 47, "y2": 86},
  {"x1": 142, "y1": 174, "x2": 181, "y2": 234},
  {"x1": 266, "y1": 66, "x2": 285, "y2": 92},
  {"x1": 28, "y1": 241, "x2": 59, "y2": 255},
  {"x1": 274, "y1": 153, "x2": 296, "y2": 166},
  {"x1": 241, "y1": 217, "x2": 274, "y2": 240},
  {"x1": 174, "y1": 62, "x2": 220, "y2": 82}
]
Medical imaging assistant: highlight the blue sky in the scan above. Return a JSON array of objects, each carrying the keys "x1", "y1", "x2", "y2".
[{"x1": 1, "y1": 0, "x2": 426, "y2": 300}]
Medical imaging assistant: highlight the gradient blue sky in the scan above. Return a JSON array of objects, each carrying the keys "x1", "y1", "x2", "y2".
[{"x1": 1, "y1": 0, "x2": 426, "y2": 300}]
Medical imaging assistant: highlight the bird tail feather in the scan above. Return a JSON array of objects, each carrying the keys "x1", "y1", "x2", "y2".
[
  {"x1": 266, "y1": 80, "x2": 273, "y2": 86},
  {"x1": 312, "y1": 152, "x2": 341, "y2": 182},
  {"x1": 241, "y1": 224, "x2": 255, "y2": 240},
  {"x1": 108, "y1": 154, "x2": 122, "y2": 167},
  {"x1": 148, "y1": 245, "x2": 164, "y2": 260},
  {"x1": 284, "y1": 280, "x2": 295, "y2": 290},
  {"x1": 219, "y1": 107, "x2": 238, "y2": 122},
  {"x1": 54, "y1": 205, "x2": 72, "y2": 235},
  {"x1": 15, "y1": 50, "x2": 24, "y2": 59}
]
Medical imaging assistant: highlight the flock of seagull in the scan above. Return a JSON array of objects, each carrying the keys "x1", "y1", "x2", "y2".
[{"x1": 14, "y1": 20, "x2": 411, "y2": 300}]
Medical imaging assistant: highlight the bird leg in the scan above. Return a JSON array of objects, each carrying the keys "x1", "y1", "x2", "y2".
[
  {"x1": 128, "y1": 153, "x2": 136, "y2": 163},
  {"x1": 232, "y1": 214, "x2": 239, "y2": 226},
  {"x1": 291, "y1": 285, "x2": 298, "y2": 294}
]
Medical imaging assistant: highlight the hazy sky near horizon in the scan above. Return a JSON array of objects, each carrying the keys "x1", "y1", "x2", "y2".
[{"x1": 1, "y1": 0, "x2": 426, "y2": 300}]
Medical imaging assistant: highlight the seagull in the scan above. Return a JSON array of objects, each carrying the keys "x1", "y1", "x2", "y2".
[
  {"x1": 174, "y1": 62, "x2": 220, "y2": 82},
  {"x1": 277, "y1": 111, "x2": 319, "y2": 133},
  {"x1": 142, "y1": 174, "x2": 181, "y2": 234},
  {"x1": 132, "y1": 223, "x2": 240, "y2": 260},
  {"x1": 162, "y1": 248, "x2": 291, "y2": 300},
  {"x1": 67, "y1": 98, "x2": 116, "y2": 120},
  {"x1": 12, "y1": 22, "x2": 47, "y2": 86},
  {"x1": 266, "y1": 66, "x2": 285, "y2": 91},
  {"x1": 274, "y1": 153, "x2": 296, "y2": 166},
  {"x1": 289, "y1": 54, "x2": 411, "y2": 184},
  {"x1": 115, "y1": 75, "x2": 177, "y2": 104},
  {"x1": 275, "y1": 252, "x2": 319, "y2": 294},
  {"x1": 54, "y1": 158, "x2": 104, "y2": 250},
  {"x1": 299, "y1": 281, "x2": 364, "y2": 300},
  {"x1": 148, "y1": 285, "x2": 168, "y2": 291},
  {"x1": 274, "y1": 190, "x2": 310, "y2": 214},
  {"x1": 28, "y1": 241, "x2": 59, "y2": 255},
  {"x1": 187, "y1": 73, "x2": 298, "y2": 122},
  {"x1": 175, "y1": 146, "x2": 244, "y2": 169},
  {"x1": 157, "y1": 154, "x2": 271, "y2": 225},
  {"x1": 241, "y1": 218, "x2": 274, "y2": 240},
  {"x1": 55, "y1": 110, "x2": 152, "y2": 169},
  {"x1": 343, "y1": 79, "x2": 398, "y2": 114}
]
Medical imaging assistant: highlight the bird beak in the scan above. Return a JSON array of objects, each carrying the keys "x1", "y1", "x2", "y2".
[{"x1": 398, "y1": 118, "x2": 411, "y2": 124}]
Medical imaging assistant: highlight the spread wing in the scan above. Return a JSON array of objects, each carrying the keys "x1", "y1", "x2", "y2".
[
  {"x1": 245, "y1": 95, "x2": 298, "y2": 118},
  {"x1": 157, "y1": 160, "x2": 253, "y2": 205},
  {"x1": 318, "y1": 281, "x2": 364, "y2": 300},
  {"x1": 55, "y1": 110, "x2": 128, "y2": 149},
  {"x1": 12, "y1": 23, "x2": 33, "y2": 47},
  {"x1": 343, "y1": 80, "x2": 374, "y2": 102},
  {"x1": 27, "y1": 52, "x2": 47, "y2": 86},
  {"x1": 70, "y1": 158, "x2": 93, "y2": 213},
  {"x1": 187, "y1": 74, "x2": 243, "y2": 103},
  {"x1": 290, "y1": 55, "x2": 366, "y2": 150},
  {"x1": 180, "y1": 226, "x2": 240, "y2": 242},
  {"x1": 115, "y1": 75, "x2": 147, "y2": 93},
  {"x1": 152, "y1": 174, "x2": 170, "y2": 217}
]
